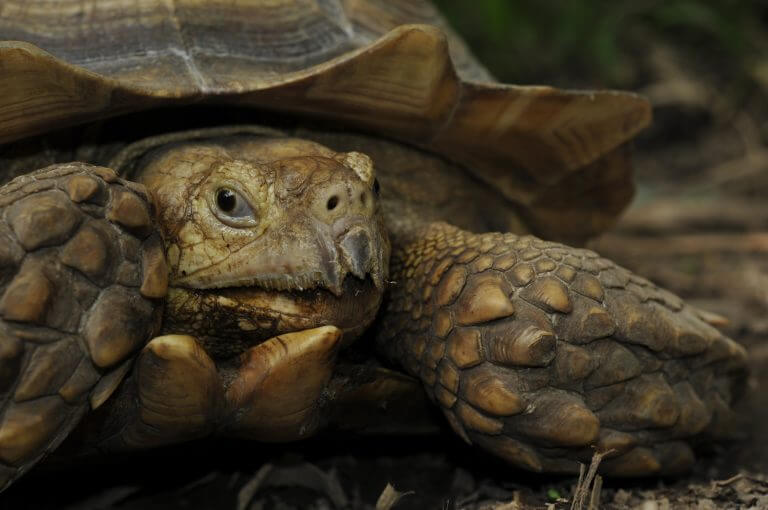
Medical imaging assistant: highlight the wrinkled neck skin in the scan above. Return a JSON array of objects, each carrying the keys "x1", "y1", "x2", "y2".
[{"x1": 132, "y1": 136, "x2": 389, "y2": 359}]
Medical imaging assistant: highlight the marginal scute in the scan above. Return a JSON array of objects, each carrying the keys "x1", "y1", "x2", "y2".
[
  {"x1": 107, "y1": 189, "x2": 152, "y2": 236},
  {"x1": 6, "y1": 190, "x2": 80, "y2": 250},
  {"x1": 0, "y1": 265, "x2": 53, "y2": 323},
  {"x1": 0, "y1": 397, "x2": 67, "y2": 465},
  {"x1": 520, "y1": 277, "x2": 572, "y2": 313},
  {"x1": 83, "y1": 286, "x2": 153, "y2": 368},
  {"x1": 455, "y1": 275, "x2": 514, "y2": 325},
  {"x1": 60, "y1": 224, "x2": 110, "y2": 280},
  {"x1": 446, "y1": 328, "x2": 483, "y2": 368}
]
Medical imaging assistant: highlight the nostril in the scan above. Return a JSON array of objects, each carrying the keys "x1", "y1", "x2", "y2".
[
  {"x1": 360, "y1": 192, "x2": 367, "y2": 205},
  {"x1": 326, "y1": 195, "x2": 339, "y2": 211}
]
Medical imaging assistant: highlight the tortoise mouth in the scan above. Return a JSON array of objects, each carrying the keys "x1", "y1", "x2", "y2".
[{"x1": 163, "y1": 275, "x2": 383, "y2": 360}]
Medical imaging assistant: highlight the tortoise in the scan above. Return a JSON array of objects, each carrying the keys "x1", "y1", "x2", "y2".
[{"x1": 0, "y1": 0, "x2": 748, "y2": 492}]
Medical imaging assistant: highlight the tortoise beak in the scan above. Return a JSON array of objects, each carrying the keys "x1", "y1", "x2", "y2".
[
  {"x1": 339, "y1": 227, "x2": 372, "y2": 280},
  {"x1": 331, "y1": 217, "x2": 389, "y2": 294}
]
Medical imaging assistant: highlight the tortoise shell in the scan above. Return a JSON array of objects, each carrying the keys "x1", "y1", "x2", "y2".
[{"x1": 0, "y1": 0, "x2": 651, "y2": 243}]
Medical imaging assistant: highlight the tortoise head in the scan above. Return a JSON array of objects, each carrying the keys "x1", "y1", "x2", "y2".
[{"x1": 124, "y1": 133, "x2": 389, "y2": 358}]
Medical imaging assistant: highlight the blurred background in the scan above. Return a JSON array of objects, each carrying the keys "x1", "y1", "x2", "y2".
[{"x1": 435, "y1": 0, "x2": 768, "y2": 91}]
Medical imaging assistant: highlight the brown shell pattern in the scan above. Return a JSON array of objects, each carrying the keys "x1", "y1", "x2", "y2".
[{"x1": 0, "y1": 0, "x2": 651, "y2": 243}]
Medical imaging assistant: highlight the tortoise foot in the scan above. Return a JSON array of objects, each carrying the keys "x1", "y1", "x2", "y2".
[
  {"x1": 224, "y1": 326, "x2": 342, "y2": 441},
  {"x1": 379, "y1": 223, "x2": 748, "y2": 476},
  {"x1": 89, "y1": 327, "x2": 342, "y2": 451}
]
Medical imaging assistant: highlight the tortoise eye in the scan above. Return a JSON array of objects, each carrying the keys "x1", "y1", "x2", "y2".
[
  {"x1": 372, "y1": 178, "x2": 381, "y2": 196},
  {"x1": 217, "y1": 189, "x2": 237, "y2": 212},
  {"x1": 212, "y1": 187, "x2": 256, "y2": 226},
  {"x1": 215, "y1": 188, "x2": 252, "y2": 217}
]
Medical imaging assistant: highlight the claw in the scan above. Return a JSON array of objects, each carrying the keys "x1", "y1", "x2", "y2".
[
  {"x1": 125, "y1": 334, "x2": 221, "y2": 449},
  {"x1": 225, "y1": 325, "x2": 341, "y2": 441}
]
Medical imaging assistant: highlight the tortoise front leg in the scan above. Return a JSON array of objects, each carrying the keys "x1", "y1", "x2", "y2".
[
  {"x1": 0, "y1": 163, "x2": 165, "y2": 491},
  {"x1": 90, "y1": 326, "x2": 342, "y2": 451},
  {"x1": 223, "y1": 325, "x2": 341, "y2": 441},
  {"x1": 378, "y1": 222, "x2": 748, "y2": 476}
]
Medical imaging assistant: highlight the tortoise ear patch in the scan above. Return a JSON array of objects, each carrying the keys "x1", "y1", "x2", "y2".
[{"x1": 339, "y1": 152, "x2": 375, "y2": 185}]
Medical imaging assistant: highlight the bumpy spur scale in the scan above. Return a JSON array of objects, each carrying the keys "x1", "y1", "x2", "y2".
[{"x1": 0, "y1": 0, "x2": 747, "y2": 491}]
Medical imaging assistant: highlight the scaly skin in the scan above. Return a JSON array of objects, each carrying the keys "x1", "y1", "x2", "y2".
[
  {"x1": 378, "y1": 222, "x2": 748, "y2": 476},
  {"x1": 0, "y1": 164, "x2": 165, "y2": 490}
]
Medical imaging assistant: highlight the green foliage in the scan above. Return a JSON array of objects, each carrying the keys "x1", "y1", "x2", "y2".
[
  {"x1": 546, "y1": 487, "x2": 562, "y2": 502},
  {"x1": 434, "y1": 0, "x2": 766, "y2": 89}
]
